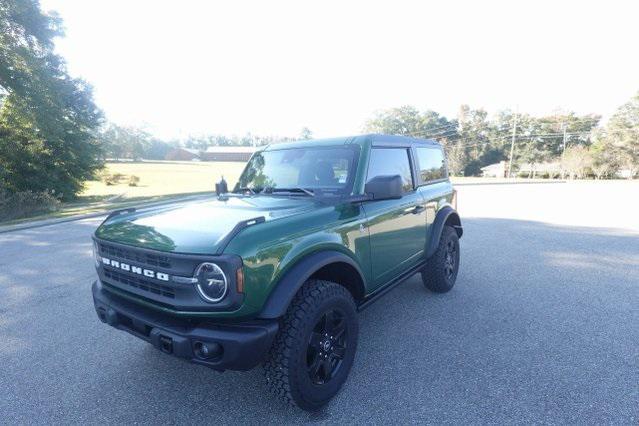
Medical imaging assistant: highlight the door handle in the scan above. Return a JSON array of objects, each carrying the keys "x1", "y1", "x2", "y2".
[{"x1": 403, "y1": 205, "x2": 425, "y2": 215}]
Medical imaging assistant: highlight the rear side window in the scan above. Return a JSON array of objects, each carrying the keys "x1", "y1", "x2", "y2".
[
  {"x1": 416, "y1": 147, "x2": 446, "y2": 183},
  {"x1": 367, "y1": 148, "x2": 413, "y2": 192}
]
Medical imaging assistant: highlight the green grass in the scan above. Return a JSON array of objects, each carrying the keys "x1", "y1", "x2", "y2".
[
  {"x1": 83, "y1": 160, "x2": 246, "y2": 199},
  {"x1": 1, "y1": 161, "x2": 581, "y2": 227},
  {"x1": 0, "y1": 161, "x2": 247, "y2": 226}
]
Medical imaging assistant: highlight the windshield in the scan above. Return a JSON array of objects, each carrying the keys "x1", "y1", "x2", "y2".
[{"x1": 236, "y1": 146, "x2": 357, "y2": 195}]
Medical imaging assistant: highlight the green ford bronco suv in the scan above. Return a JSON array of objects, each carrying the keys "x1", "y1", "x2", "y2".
[{"x1": 91, "y1": 134, "x2": 462, "y2": 410}]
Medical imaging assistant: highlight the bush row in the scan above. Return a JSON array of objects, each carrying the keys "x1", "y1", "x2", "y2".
[
  {"x1": 98, "y1": 172, "x2": 140, "y2": 186},
  {"x1": 0, "y1": 189, "x2": 62, "y2": 222}
]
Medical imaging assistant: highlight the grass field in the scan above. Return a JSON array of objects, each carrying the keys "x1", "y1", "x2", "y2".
[
  {"x1": 0, "y1": 161, "x2": 247, "y2": 226},
  {"x1": 81, "y1": 162, "x2": 571, "y2": 201},
  {"x1": 3, "y1": 159, "x2": 631, "y2": 227},
  {"x1": 82, "y1": 161, "x2": 247, "y2": 199}
]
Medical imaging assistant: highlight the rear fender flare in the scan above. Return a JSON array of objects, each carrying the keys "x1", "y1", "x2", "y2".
[{"x1": 425, "y1": 206, "x2": 463, "y2": 258}]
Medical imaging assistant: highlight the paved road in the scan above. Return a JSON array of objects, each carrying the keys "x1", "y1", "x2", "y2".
[{"x1": 1, "y1": 183, "x2": 638, "y2": 424}]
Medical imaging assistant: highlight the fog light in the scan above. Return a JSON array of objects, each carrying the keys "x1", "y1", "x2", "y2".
[{"x1": 193, "y1": 341, "x2": 223, "y2": 360}]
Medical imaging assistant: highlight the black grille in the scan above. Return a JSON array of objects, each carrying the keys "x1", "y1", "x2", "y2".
[
  {"x1": 99, "y1": 242, "x2": 172, "y2": 269},
  {"x1": 103, "y1": 268, "x2": 175, "y2": 299}
]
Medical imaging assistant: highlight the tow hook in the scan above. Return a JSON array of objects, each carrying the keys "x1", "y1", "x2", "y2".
[{"x1": 159, "y1": 335, "x2": 173, "y2": 354}]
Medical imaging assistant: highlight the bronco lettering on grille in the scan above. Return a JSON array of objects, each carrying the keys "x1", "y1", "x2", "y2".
[{"x1": 101, "y1": 257, "x2": 170, "y2": 281}]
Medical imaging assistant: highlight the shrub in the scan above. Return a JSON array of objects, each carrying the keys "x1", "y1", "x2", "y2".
[
  {"x1": 0, "y1": 189, "x2": 62, "y2": 222},
  {"x1": 101, "y1": 172, "x2": 125, "y2": 185},
  {"x1": 128, "y1": 175, "x2": 140, "y2": 186}
]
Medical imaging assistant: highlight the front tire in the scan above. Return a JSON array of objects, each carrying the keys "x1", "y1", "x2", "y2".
[
  {"x1": 422, "y1": 225, "x2": 460, "y2": 293},
  {"x1": 263, "y1": 280, "x2": 358, "y2": 411}
]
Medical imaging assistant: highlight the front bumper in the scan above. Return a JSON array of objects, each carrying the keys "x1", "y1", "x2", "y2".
[{"x1": 92, "y1": 280, "x2": 278, "y2": 371}]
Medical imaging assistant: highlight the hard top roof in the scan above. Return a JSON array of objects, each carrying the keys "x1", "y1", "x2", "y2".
[{"x1": 262, "y1": 134, "x2": 440, "y2": 151}]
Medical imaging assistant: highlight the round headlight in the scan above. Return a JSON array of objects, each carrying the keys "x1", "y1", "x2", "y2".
[{"x1": 194, "y1": 262, "x2": 228, "y2": 303}]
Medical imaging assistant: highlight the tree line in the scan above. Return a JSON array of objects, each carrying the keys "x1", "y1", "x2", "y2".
[
  {"x1": 97, "y1": 125, "x2": 315, "y2": 161},
  {"x1": 364, "y1": 99, "x2": 639, "y2": 179},
  {"x1": 1, "y1": 0, "x2": 102, "y2": 202},
  {"x1": 0, "y1": 0, "x2": 308, "y2": 208},
  {"x1": 101, "y1": 96, "x2": 639, "y2": 180},
  {"x1": 1, "y1": 0, "x2": 637, "y2": 220}
]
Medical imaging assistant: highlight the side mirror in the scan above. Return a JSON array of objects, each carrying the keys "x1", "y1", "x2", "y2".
[
  {"x1": 364, "y1": 175, "x2": 403, "y2": 200},
  {"x1": 215, "y1": 176, "x2": 228, "y2": 194}
]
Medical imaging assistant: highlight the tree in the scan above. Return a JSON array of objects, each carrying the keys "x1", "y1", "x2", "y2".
[
  {"x1": 299, "y1": 127, "x2": 313, "y2": 140},
  {"x1": 606, "y1": 91, "x2": 639, "y2": 178},
  {"x1": 363, "y1": 105, "x2": 454, "y2": 139},
  {"x1": 514, "y1": 113, "x2": 549, "y2": 177},
  {"x1": 364, "y1": 106, "x2": 450, "y2": 137},
  {"x1": 99, "y1": 124, "x2": 152, "y2": 160},
  {"x1": 145, "y1": 138, "x2": 174, "y2": 160},
  {"x1": 562, "y1": 145, "x2": 591, "y2": 179},
  {"x1": 363, "y1": 105, "x2": 463, "y2": 171},
  {"x1": 361, "y1": 105, "x2": 605, "y2": 178},
  {"x1": 364, "y1": 105, "x2": 423, "y2": 135},
  {"x1": 455, "y1": 105, "x2": 499, "y2": 176},
  {"x1": 0, "y1": 0, "x2": 103, "y2": 199},
  {"x1": 588, "y1": 130, "x2": 620, "y2": 179},
  {"x1": 444, "y1": 142, "x2": 466, "y2": 176}
]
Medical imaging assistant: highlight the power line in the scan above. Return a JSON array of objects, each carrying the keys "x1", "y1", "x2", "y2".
[
  {"x1": 439, "y1": 129, "x2": 591, "y2": 143},
  {"x1": 396, "y1": 115, "x2": 602, "y2": 141},
  {"x1": 407, "y1": 123, "x2": 458, "y2": 137},
  {"x1": 436, "y1": 130, "x2": 593, "y2": 150},
  {"x1": 417, "y1": 129, "x2": 460, "y2": 139}
]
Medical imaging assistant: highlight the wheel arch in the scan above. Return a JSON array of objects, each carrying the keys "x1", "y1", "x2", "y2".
[
  {"x1": 257, "y1": 250, "x2": 366, "y2": 319},
  {"x1": 425, "y1": 206, "x2": 463, "y2": 259}
]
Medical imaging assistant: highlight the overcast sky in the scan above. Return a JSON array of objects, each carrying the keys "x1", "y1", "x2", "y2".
[{"x1": 41, "y1": 0, "x2": 639, "y2": 139}]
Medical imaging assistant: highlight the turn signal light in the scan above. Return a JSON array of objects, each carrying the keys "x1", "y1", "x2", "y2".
[{"x1": 236, "y1": 267, "x2": 244, "y2": 293}]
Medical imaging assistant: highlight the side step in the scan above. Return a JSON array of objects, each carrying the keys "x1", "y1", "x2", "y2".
[{"x1": 357, "y1": 260, "x2": 426, "y2": 312}]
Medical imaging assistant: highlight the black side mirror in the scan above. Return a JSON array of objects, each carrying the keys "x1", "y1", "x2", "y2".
[
  {"x1": 215, "y1": 176, "x2": 228, "y2": 194},
  {"x1": 364, "y1": 175, "x2": 403, "y2": 200}
]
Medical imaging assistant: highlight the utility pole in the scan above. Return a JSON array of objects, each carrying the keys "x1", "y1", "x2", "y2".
[
  {"x1": 560, "y1": 124, "x2": 567, "y2": 179},
  {"x1": 507, "y1": 108, "x2": 518, "y2": 178}
]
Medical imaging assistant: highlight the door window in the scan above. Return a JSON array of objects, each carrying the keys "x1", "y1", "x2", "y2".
[
  {"x1": 367, "y1": 148, "x2": 414, "y2": 192},
  {"x1": 416, "y1": 147, "x2": 446, "y2": 183}
]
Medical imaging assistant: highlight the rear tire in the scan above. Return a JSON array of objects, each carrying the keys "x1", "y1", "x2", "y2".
[
  {"x1": 263, "y1": 280, "x2": 358, "y2": 411},
  {"x1": 422, "y1": 225, "x2": 460, "y2": 293}
]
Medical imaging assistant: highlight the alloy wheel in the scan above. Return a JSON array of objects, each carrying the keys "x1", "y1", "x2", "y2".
[{"x1": 306, "y1": 309, "x2": 347, "y2": 385}]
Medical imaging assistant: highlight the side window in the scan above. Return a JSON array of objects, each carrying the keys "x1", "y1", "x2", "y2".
[
  {"x1": 367, "y1": 148, "x2": 414, "y2": 192},
  {"x1": 416, "y1": 147, "x2": 446, "y2": 183}
]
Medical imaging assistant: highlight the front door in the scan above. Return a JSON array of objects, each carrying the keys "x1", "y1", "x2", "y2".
[{"x1": 362, "y1": 147, "x2": 427, "y2": 289}]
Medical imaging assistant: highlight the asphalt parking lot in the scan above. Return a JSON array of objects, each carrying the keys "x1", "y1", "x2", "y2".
[{"x1": 1, "y1": 181, "x2": 638, "y2": 424}]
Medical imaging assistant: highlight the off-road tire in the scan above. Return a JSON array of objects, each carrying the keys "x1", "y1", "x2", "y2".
[
  {"x1": 422, "y1": 225, "x2": 460, "y2": 293},
  {"x1": 263, "y1": 280, "x2": 358, "y2": 411}
]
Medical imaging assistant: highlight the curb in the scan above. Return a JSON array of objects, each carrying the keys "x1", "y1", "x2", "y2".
[
  {"x1": 0, "y1": 192, "x2": 216, "y2": 234},
  {"x1": 454, "y1": 180, "x2": 566, "y2": 186}
]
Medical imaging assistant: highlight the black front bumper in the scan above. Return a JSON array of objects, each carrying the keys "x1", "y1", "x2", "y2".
[{"x1": 92, "y1": 280, "x2": 278, "y2": 371}]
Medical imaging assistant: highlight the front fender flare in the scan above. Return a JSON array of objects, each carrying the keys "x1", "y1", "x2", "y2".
[
  {"x1": 257, "y1": 250, "x2": 366, "y2": 319},
  {"x1": 425, "y1": 206, "x2": 463, "y2": 259}
]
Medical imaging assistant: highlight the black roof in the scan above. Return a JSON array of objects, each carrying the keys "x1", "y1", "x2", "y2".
[{"x1": 365, "y1": 133, "x2": 441, "y2": 147}]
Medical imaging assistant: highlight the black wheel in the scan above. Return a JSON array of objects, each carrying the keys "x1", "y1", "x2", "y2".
[
  {"x1": 422, "y1": 225, "x2": 460, "y2": 293},
  {"x1": 263, "y1": 280, "x2": 358, "y2": 411}
]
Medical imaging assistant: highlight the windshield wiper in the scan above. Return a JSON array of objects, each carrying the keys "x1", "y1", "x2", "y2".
[
  {"x1": 270, "y1": 187, "x2": 315, "y2": 196},
  {"x1": 234, "y1": 186, "x2": 256, "y2": 195}
]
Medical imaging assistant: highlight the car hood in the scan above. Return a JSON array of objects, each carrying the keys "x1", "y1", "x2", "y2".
[{"x1": 94, "y1": 195, "x2": 318, "y2": 254}]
